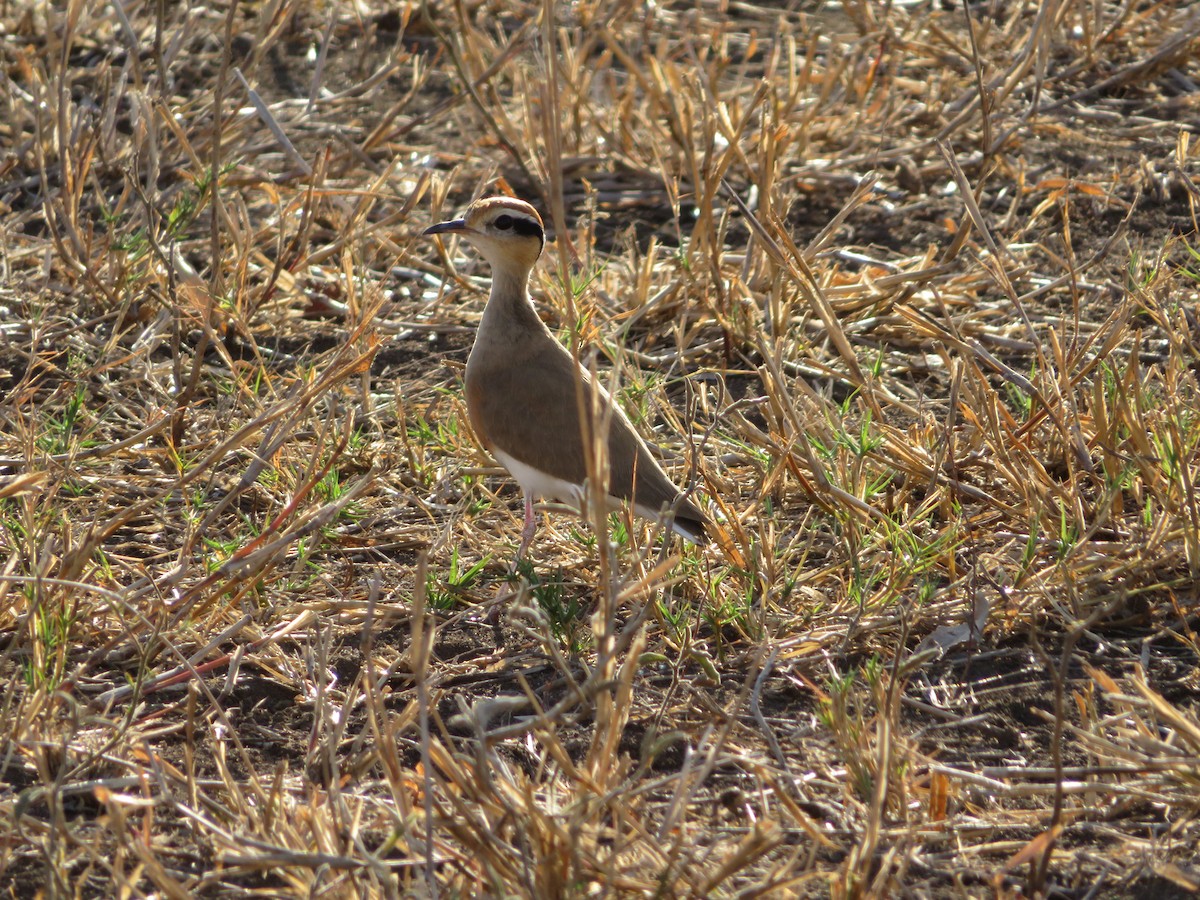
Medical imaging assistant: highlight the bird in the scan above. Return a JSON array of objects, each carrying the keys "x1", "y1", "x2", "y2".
[{"x1": 424, "y1": 196, "x2": 709, "y2": 558}]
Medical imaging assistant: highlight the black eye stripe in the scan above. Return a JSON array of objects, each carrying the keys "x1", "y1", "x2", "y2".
[{"x1": 491, "y1": 213, "x2": 544, "y2": 241}]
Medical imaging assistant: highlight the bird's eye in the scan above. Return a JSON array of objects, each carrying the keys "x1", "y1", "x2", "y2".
[{"x1": 493, "y1": 214, "x2": 514, "y2": 230}]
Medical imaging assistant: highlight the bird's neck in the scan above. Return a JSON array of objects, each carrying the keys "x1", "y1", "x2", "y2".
[{"x1": 480, "y1": 266, "x2": 545, "y2": 339}]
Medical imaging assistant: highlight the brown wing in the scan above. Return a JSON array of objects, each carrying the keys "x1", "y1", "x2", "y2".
[{"x1": 465, "y1": 338, "x2": 705, "y2": 539}]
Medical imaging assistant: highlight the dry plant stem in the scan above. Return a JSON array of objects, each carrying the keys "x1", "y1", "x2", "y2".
[
  {"x1": 722, "y1": 179, "x2": 882, "y2": 418},
  {"x1": 937, "y1": 140, "x2": 1094, "y2": 474},
  {"x1": 408, "y1": 552, "x2": 439, "y2": 896},
  {"x1": 235, "y1": 68, "x2": 312, "y2": 177},
  {"x1": 539, "y1": 0, "x2": 572, "y2": 277},
  {"x1": 428, "y1": 5, "x2": 538, "y2": 190},
  {"x1": 209, "y1": 0, "x2": 238, "y2": 302}
]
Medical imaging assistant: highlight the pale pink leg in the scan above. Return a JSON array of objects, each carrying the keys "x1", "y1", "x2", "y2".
[
  {"x1": 517, "y1": 492, "x2": 536, "y2": 559},
  {"x1": 491, "y1": 494, "x2": 536, "y2": 630}
]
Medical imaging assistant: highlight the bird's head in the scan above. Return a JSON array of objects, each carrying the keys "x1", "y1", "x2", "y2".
[{"x1": 424, "y1": 197, "x2": 545, "y2": 276}]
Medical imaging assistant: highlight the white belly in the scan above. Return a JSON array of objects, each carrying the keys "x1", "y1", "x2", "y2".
[
  {"x1": 492, "y1": 448, "x2": 585, "y2": 506},
  {"x1": 490, "y1": 448, "x2": 700, "y2": 541}
]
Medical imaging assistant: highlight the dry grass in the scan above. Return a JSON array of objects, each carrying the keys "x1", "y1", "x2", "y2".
[{"x1": 1, "y1": 0, "x2": 1199, "y2": 896}]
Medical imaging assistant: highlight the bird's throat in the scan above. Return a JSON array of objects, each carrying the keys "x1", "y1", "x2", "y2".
[{"x1": 478, "y1": 269, "x2": 546, "y2": 343}]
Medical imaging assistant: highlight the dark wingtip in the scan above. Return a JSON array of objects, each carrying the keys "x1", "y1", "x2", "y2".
[
  {"x1": 670, "y1": 498, "x2": 711, "y2": 544},
  {"x1": 675, "y1": 514, "x2": 710, "y2": 544}
]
